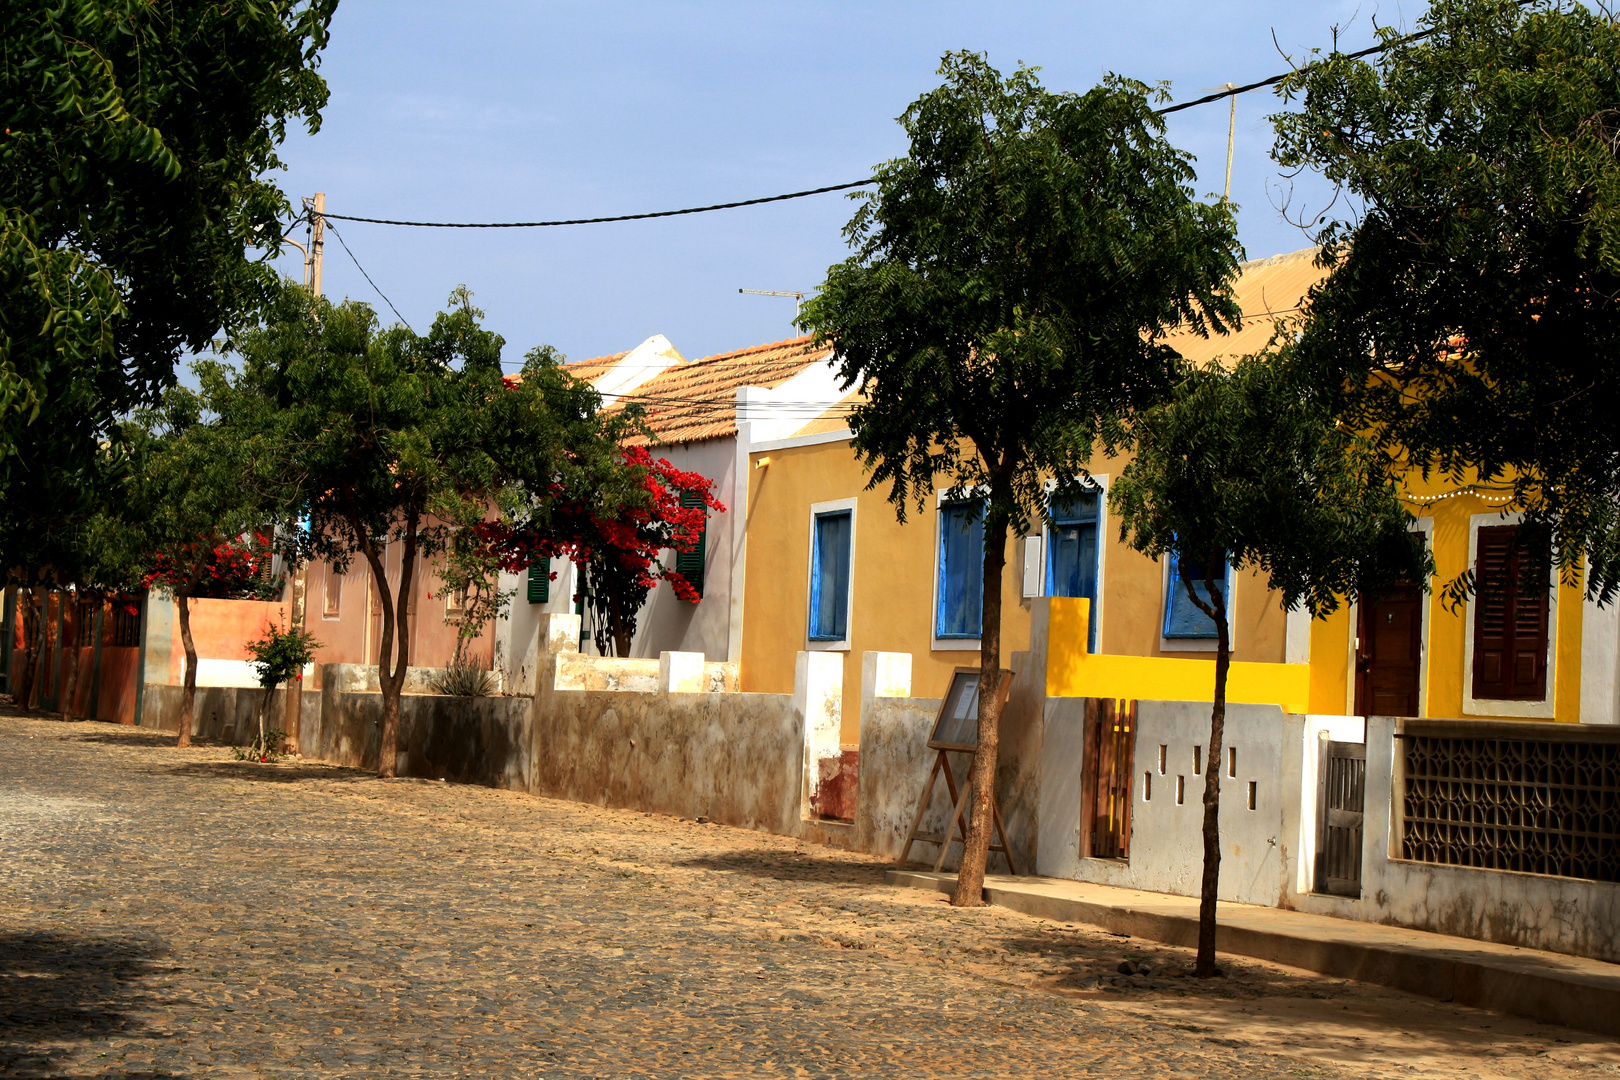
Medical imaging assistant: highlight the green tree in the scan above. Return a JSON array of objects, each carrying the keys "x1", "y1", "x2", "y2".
[
  {"x1": 798, "y1": 53, "x2": 1243, "y2": 906},
  {"x1": 1110, "y1": 350, "x2": 1426, "y2": 977},
  {"x1": 244, "y1": 622, "x2": 321, "y2": 756},
  {"x1": 219, "y1": 282, "x2": 639, "y2": 778},
  {"x1": 1271, "y1": 0, "x2": 1620, "y2": 601},
  {"x1": 0, "y1": 1, "x2": 335, "y2": 599},
  {"x1": 111, "y1": 385, "x2": 272, "y2": 747}
]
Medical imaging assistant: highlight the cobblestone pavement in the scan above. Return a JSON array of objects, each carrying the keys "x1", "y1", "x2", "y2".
[{"x1": 3, "y1": 715, "x2": 1618, "y2": 1079}]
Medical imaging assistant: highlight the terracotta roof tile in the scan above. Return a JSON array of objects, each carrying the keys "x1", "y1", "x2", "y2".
[
  {"x1": 1162, "y1": 246, "x2": 1327, "y2": 366},
  {"x1": 615, "y1": 335, "x2": 835, "y2": 446},
  {"x1": 559, "y1": 350, "x2": 630, "y2": 383}
]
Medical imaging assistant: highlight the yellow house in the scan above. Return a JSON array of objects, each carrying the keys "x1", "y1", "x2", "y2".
[{"x1": 735, "y1": 246, "x2": 1620, "y2": 740}]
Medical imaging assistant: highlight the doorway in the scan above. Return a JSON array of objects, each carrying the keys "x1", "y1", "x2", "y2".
[{"x1": 1354, "y1": 582, "x2": 1424, "y2": 718}]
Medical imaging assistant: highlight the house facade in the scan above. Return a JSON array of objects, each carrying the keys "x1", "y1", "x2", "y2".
[{"x1": 730, "y1": 247, "x2": 1620, "y2": 736}]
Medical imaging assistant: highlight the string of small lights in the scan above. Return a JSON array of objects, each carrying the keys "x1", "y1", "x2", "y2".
[{"x1": 1399, "y1": 486, "x2": 1518, "y2": 506}]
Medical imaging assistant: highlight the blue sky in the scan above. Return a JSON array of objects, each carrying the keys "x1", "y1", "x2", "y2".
[{"x1": 268, "y1": 1, "x2": 1398, "y2": 366}]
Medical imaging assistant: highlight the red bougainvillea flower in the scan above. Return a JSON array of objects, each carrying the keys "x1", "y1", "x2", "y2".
[{"x1": 476, "y1": 447, "x2": 725, "y2": 602}]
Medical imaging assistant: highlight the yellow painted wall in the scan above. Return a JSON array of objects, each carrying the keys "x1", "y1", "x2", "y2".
[
  {"x1": 743, "y1": 438, "x2": 1597, "y2": 729},
  {"x1": 1047, "y1": 599, "x2": 1309, "y2": 711},
  {"x1": 739, "y1": 439, "x2": 1030, "y2": 743}
]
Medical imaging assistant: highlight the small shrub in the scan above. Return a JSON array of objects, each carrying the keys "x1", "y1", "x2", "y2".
[
  {"x1": 431, "y1": 660, "x2": 497, "y2": 697},
  {"x1": 233, "y1": 729, "x2": 289, "y2": 763}
]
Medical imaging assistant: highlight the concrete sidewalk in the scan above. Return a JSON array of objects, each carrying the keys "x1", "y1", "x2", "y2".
[{"x1": 889, "y1": 868, "x2": 1620, "y2": 1039}]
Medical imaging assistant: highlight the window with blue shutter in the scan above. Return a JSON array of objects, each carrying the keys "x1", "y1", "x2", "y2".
[
  {"x1": 1163, "y1": 551, "x2": 1231, "y2": 639},
  {"x1": 674, "y1": 490, "x2": 706, "y2": 602},
  {"x1": 1046, "y1": 490, "x2": 1099, "y2": 650},
  {"x1": 936, "y1": 500, "x2": 985, "y2": 639},
  {"x1": 527, "y1": 559, "x2": 550, "y2": 604},
  {"x1": 809, "y1": 510, "x2": 852, "y2": 641}
]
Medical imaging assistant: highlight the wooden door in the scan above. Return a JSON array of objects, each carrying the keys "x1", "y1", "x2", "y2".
[
  {"x1": 1315, "y1": 740, "x2": 1366, "y2": 896},
  {"x1": 1086, "y1": 699, "x2": 1136, "y2": 859},
  {"x1": 1355, "y1": 583, "x2": 1423, "y2": 717}
]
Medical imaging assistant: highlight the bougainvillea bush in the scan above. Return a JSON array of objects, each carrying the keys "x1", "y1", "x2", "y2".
[
  {"x1": 140, "y1": 534, "x2": 275, "y2": 599},
  {"x1": 482, "y1": 446, "x2": 724, "y2": 657}
]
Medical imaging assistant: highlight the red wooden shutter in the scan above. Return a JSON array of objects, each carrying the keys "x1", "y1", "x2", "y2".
[{"x1": 1472, "y1": 525, "x2": 1549, "y2": 701}]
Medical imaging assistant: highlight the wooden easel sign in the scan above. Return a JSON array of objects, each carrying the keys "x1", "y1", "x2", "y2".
[{"x1": 899, "y1": 667, "x2": 1018, "y2": 875}]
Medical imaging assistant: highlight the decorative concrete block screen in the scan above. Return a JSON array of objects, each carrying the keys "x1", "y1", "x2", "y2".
[{"x1": 1400, "y1": 720, "x2": 1620, "y2": 884}]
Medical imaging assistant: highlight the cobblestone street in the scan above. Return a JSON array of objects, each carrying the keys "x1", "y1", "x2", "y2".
[{"x1": 2, "y1": 714, "x2": 1617, "y2": 1079}]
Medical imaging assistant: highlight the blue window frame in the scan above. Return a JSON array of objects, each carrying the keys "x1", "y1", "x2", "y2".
[
  {"x1": 1046, "y1": 491, "x2": 1100, "y2": 649},
  {"x1": 1163, "y1": 552, "x2": 1231, "y2": 639},
  {"x1": 936, "y1": 500, "x2": 986, "y2": 639},
  {"x1": 809, "y1": 510, "x2": 852, "y2": 641}
]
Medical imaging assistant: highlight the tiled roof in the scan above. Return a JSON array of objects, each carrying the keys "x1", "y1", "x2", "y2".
[
  {"x1": 776, "y1": 248, "x2": 1330, "y2": 442},
  {"x1": 616, "y1": 336, "x2": 835, "y2": 446},
  {"x1": 1162, "y1": 246, "x2": 1327, "y2": 366},
  {"x1": 559, "y1": 350, "x2": 630, "y2": 383}
]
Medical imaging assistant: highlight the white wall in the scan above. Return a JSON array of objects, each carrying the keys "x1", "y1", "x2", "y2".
[{"x1": 629, "y1": 435, "x2": 738, "y2": 662}]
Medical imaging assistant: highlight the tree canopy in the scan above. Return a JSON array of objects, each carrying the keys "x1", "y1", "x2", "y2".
[
  {"x1": 0, "y1": 0, "x2": 335, "y2": 585},
  {"x1": 800, "y1": 52, "x2": 1244, "y2": 906},
  {"x1": 1272, "y1": 0, "x2": 1620, "y2": 600},
  {"x1": 216, "y1": 281, "x2": 643, "y2": 776}
]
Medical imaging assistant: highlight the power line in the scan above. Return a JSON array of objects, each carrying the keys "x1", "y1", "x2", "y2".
[
  {"x1": 312, "y1": 15, "x2": 1477, "y2": 231},
  {"x1": 321, "y1": 180, "x2": 873, "y2": 230},
  {"x1": 325, "y1": 220, "x2": 413, "y2": 331}
]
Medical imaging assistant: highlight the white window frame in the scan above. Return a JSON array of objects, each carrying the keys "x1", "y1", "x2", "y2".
[
  {"x1": 931, "y1": 486, "x2": 989, "y2": 652},
  {"x1": 1035, "y1": 475, "x2": 1108, "y2": 651},
  {"x1": 805, "y1": 497, "x2": 857, "y2": 652},
  {"x1": 1462, "y1": 511, "x2": 1557, "y2": 718},
  {"x1": 1159, "y1": 553, "x2": 1236, "y2": 654}
]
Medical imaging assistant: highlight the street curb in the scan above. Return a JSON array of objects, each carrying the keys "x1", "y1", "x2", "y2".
[{"x1": 887, "y1": 868, "x2": 1620, "y2": 1038}]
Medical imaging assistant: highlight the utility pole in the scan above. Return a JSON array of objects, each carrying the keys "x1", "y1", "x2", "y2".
[
  {"x1": 285, "y1": 191, "x2": 325, "y2": 754},
  {"x1": 1223, "y1": 87, "x2": 1237, "y2": 202},
  {"x1": 302, "y1": 192, "x2": 326, "y2": 296}
]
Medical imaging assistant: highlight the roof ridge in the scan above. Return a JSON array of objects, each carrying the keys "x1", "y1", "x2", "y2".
[
  {"x1": 1238, "y1": 245, "x2": 1321, "y2": 271},
  {"x1": 691, "y1": 334, "x2": 824, "y2": 365}
]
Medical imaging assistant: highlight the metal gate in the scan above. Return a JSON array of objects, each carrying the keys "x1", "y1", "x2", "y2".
[
  {"x1": 1087, "y1": 698, "x2": 1136, "y2": 859},
  {"x1": 1315, "y1": 740, "x2": 1366, "y2": 896}
]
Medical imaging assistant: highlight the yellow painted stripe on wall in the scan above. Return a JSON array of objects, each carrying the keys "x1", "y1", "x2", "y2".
[{"x1": 1046, "y1": 598, "x2": 1310, "y2": 713}]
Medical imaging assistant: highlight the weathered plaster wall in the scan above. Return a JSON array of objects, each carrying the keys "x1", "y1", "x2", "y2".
[
  {"x1": 1038, "y1": 698, "x2": 1297, "y2": 907},
  {"x1": 1285, "y1": 715, "x2": 1620, "y2": 963},
  {"x1": 139, "y1": 684, "x2": 322, "y2": 745},
  {"x1": 1038, "y1": 691, "x2": 1620, "y2": 962}
]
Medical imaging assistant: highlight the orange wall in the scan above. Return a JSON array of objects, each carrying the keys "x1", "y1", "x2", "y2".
[{"x1": 168, "y1": 598, "x2": 286, "y2": 682}]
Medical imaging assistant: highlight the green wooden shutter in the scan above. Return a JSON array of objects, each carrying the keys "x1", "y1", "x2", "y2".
[
  {"x1": 675, "y1": 491, "x2": 706, "y2": 602},
  {"x1": 527, "y1": 560, "x2": 549, "y2": 604}
]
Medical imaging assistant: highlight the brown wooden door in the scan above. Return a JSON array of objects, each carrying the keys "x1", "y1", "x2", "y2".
[
  {"x1": 1085, "y1": 699, "x2": 1136, "y2": 859},
  {"x1": 1355, "y1": 583, "x2": 1423, "y2": 717}
]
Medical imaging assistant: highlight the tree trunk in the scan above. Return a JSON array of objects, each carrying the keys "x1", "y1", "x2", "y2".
[
  {"x1": 176, "y1": 590, "x2": 198, "y2": 749},
  {"x1": 952, "y1": 507, "x2": 1009, "y2": 908},
  {"x1": 377, "y1": 511, "x2": 420, "y2": 780},
  {"x1": 1191, "y1": 561, "x2": 1231, "y2": 978},
  {"x1": 284, "y1": 672, "x2": 303, "y2": 755}
]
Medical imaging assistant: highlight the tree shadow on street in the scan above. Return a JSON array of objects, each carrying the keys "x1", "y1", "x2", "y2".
[
  {"x1": 68, "y1": 730, "x2": 179, "y2": 749},
  {"x1": 162, "y1": 760, "x2": 375, "y2": 785},
  {"x1": 0, "y1": 930, "x2": 192, "y2": 1079},
  {"x1": 677, "y1": 848, "x2": 890, "y2": 886}
]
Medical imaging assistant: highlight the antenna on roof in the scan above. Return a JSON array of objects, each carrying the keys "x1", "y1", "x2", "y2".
[{"x1": 739, "y1": 288, "x2": 805, "y2": 321}]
